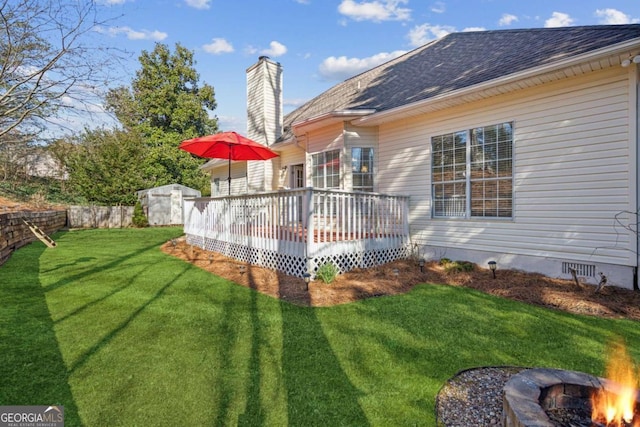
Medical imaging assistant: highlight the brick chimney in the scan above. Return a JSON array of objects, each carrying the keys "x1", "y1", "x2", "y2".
[{"x1": 245, "y1": 56, "x2": 283, "y2": 191}]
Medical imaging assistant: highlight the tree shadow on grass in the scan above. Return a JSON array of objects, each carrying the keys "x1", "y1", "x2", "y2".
[
  {"x1": 279, "y1": 301, "x2": 369, "y2": 426},
  {"x1": 42, "y1": 239, "x2": 168, "y2": 294},
  {"x1": 0, "y1": 242, "x2": 81, "y2": 425},
  {"x1": 236, "y1": 267, "x2": 369, "y2": 426},
  {"x1": 67, "y1": 264, "x2": 191, "y2": 375}
]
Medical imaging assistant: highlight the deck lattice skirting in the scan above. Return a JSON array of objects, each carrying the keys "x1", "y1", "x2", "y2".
[{"x1": 183, "y1": 188, "x2": 411, "y2": 278}]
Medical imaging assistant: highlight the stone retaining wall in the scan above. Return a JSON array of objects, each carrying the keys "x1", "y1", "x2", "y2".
[{"x1": 0, "y1": 210, "x2": 67, "y2": 267}]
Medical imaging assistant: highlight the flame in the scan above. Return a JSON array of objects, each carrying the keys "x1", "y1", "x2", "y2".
[{"x1": 591, "y1": 340, "x2": 640, "y2": 426}]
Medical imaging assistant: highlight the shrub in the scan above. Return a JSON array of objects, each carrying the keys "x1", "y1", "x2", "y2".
[
  {"x1": 131, "y1": 200, "x2": 149, "y2": 228},
  {"x1": 443, "y1": 260, "x2": 475, "y2": 274},
  {"x1": 316, "y1": 262, "x2": 339, "y2": 284}
]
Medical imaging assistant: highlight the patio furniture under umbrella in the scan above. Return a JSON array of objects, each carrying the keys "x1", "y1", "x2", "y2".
[{"x1": 179, "y1": 131, "x2": 279, "y2": 195}]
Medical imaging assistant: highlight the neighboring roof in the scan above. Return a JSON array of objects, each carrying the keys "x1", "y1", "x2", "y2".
[{"x1": 281, "y1": 24, "x2": 640, "y2": 141}]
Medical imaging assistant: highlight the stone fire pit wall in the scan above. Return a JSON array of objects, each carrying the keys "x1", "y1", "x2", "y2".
[
  {"x1": 503, "y1": 368, "x2": 603, "y2": 427},
  {"x1": 0, "y1": 210, "x2": 67, "y2": 266},
  {"x1": 503, "y1": 367, "x2": 640, "y2": 427}
]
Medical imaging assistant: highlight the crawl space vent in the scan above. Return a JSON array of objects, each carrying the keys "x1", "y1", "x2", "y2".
[{"x1": 562, "y1": 262, "x2": 596, "y2": 277}]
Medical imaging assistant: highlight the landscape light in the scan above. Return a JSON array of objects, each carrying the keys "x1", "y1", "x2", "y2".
[{"x1": 488, "y1": 261, "x2": 497, "y2": 279}]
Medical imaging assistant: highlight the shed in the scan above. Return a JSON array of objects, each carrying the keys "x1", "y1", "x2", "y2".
[{"x1": 136, "y1": 184, "x2": 201, "y2": 226}]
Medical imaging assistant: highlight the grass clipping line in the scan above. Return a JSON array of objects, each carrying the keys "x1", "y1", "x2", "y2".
[{"x1": 161, "y1": 238, "x2": 640, "y2": 319}]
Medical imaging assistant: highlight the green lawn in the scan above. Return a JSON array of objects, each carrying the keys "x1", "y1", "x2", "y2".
[{"x1": 1, "y1": 227, "x2": 639, "y2": 426}]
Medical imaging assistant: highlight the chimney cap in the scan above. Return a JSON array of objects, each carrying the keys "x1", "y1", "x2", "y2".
[{"x1": 258, "y1": 55, "x2": 270, "y2": 61}]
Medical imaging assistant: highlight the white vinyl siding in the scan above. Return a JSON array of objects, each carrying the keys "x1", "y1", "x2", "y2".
[
  {"x1": 377, "y1": 66, "x2": 636, "y2": 267},
  {"x1": 277, "y1": 148, "x2": 306, "y2": 188},
  {"x1": 246, "y1": 58, "x2": 282, "y2": 193},
  {"x1": 246, "y1": 58, "x2": 282, "y2": 146},
  {"x1": 208, "y1": 162, "x2": 248, "y2": 196}
]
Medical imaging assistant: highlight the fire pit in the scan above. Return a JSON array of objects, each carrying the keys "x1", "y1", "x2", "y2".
[{"x1": 503, "y1": 368, "x2": 640, "y2": 426}]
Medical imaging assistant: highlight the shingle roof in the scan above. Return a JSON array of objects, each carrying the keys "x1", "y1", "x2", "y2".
[{"x1": 281, "y1": 24, "x2": 640, "y2": 140}]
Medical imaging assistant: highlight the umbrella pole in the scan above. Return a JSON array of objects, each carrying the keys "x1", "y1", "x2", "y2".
[{"x1": 227, "y1": 151, "x2": 231, "y2": 195}]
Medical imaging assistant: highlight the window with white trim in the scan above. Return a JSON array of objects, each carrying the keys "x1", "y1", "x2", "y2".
[
  {"x1": 312, "y1": 149, "x2": 340, "y2": 188},
  {"x1": 351, "y1": 147, "x2": 374, "y2": 192},
  {"x1": 432, "y1": 122, "x2": 513, "y2": 218}
]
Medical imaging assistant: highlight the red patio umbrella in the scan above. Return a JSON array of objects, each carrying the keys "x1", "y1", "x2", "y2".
[{"x1": 179, "y1": 131, "x2": 279, "y2": 195}]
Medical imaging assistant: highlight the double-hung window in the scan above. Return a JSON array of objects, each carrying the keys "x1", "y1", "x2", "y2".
[
  {"x1": 312, "y1": 149, "x2": 340, "y2": 189},
  {"x1": 351, "y1": 147, "x2": 374, "y2": 192},
  {"x1": 432, "y1": 122, "x2": 513, "y2": 218}
]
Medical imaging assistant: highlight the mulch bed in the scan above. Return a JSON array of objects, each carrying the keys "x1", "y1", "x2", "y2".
[{"x1": 162, "y1": 237, "x2": 640, "y2": 320}]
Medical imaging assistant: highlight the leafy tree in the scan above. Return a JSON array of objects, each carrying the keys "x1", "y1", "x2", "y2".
[
  {"x1": 105, "y1": 43, "x2": 217, "y2": 192},
  {"x1": 0, "y1": 0, "x2": 121, "y2": 141},
  {"x1": 62, "y1": 128, "x2": 151, "y2": 205}
]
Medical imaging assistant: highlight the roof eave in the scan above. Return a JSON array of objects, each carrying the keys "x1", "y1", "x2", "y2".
[
  {"x1": 291, "y1": 109, "x2": 377, "y2": 132},
  {"x1": 353, "y1": 37, "x2": 640, "y2": 127},
  {"x1": 269, "y1": 137, "x2": 297, "y2": 149},
  {"x1": 200, "y1": 158, "x2": 229, "y2": 172}
]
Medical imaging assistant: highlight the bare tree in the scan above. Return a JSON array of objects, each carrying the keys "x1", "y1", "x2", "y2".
[{"x1": 0, "y1": 0, "x2": 123, "y2": 142}]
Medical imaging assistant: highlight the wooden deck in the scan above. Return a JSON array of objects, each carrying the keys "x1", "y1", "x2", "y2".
[{"x1": 183, "y1": 188, "x2": 410, "y2": 277}]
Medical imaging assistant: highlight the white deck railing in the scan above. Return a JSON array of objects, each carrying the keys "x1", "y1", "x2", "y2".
[{"x1": 183, "y1": 188, "x2": 410, "y2": 277}]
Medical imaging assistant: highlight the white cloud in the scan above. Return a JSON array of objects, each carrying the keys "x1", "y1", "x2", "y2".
[
  {"x1": 318, "y1": 50, "x2": 406, "y2": 80},
  {"x1": 284, "y1": 98, "x2": 308, "y2": 108},
  {"x1": 294, "y1": 0, "x2": 310, "y2": 4},
  {"x1": 499, "y1": 13, "x2": 518, "y2": 26},
  {"x1": 407, "y1": 23, "x2": 454, "y2": 47},
  {"x1": 216, "y1": 114, "x2": 246, "y2": 133},
  {"x1": 338, "y1": 0, "x2": 411, "y2": 23},
  {"x1": 431, "y1": 2, "x2": 445, "y2": 14},
  {"x1": 595, "y1": 8, "x2": 639, "y2": 25},
  {"x1": 185, "y1": 0, "x2": 211, "y2": 10},
  {"x1": 203, "y1": 38, "x2": 234, "y2": 55},
  {"x1": 544, "y1": 12, "x2": 574, "y2": 27},
  {"x1": 260, "y1": 41, "x2": 287, "y2": 57},
  {"x1": 462, "y1": 27, "x2": 486, "y2": 32},
  {"x1": 95, "y1": 26, "x2": 168, "y2": 41}
]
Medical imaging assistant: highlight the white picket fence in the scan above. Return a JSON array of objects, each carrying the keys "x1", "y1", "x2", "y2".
[{"x1": 183, "y1": 188, "x2": 410, "y2": 277}]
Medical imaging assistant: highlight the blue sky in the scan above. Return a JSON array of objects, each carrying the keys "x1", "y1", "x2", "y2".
[{"x1": 92, "y1": 0, "x2": 640, "y2": 134}]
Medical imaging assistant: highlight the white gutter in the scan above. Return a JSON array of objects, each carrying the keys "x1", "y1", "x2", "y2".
[{"x1": 353, "y1": 38, "x2": 640, "y2": 126}]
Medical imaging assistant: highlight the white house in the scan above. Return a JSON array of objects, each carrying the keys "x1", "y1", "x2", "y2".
[{"x1": 194, "y1": 24, "x2": 640, "y2": 289}]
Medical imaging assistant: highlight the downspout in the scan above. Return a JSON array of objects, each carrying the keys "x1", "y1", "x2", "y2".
[{"x1": 634, "y1": 64, "x2": 640, "y2": 290}]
